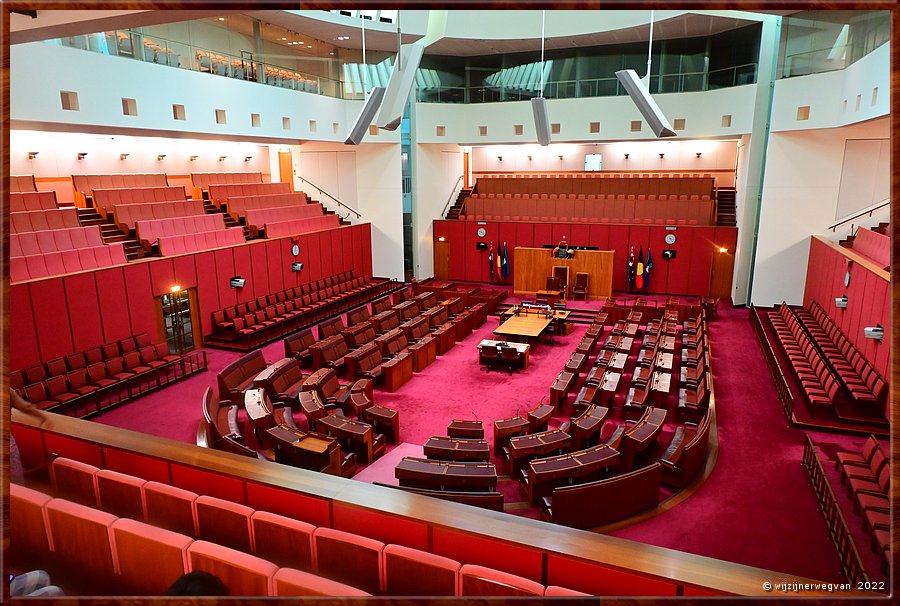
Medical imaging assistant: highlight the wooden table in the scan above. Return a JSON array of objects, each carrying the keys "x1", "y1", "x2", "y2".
[
  {"x1": 244, "y1": 388, "x2": 275, "y2": 439},
  {"x1": 424, "y1": 436, "x2": 491, "y2": 462},
  {"x1": 448, "y1": 419, "x2": 484, "y2": 439},
  {"x1": 507, "y1": 428, "x2": 572, "y2": 477},
  {"x1": 564, "y1": 353, "x2": 587, "y2": 375},
  {"x1": 318, "y1": 414, "x2": 379, "y2": 463},
  {"x1": 361, "y1": 405, "x2": 399, "y2": 443},
  {"x1": 524, "y1": 444, "x2": 622, "y2": 505},
  {"x1": 478, "y1": 339, "x2": 530, "y2": 369},
  {"x1": 493, "y1": 313, "x2": 552, "y2": 343},
  {"x1": 536, "y1": 290, "x2": 561, "y2": 306},
  {"x1": 394, "y1": 300, "x2": 419, "y2": 320},
  {"x1": 624, "y1": 407, "x2": 667, "y2": 461},
  {"x1": 409, "y1": 335, "x2": 436, "y2": 372},
  {"x1": 570, "y1": 405, "x2": 609, "y2": 449},
  {"x1": 298, "y1": 390, "x2": 327, "y2": 431},
  {"x1": 656, "y1": 352, "x2": 674, "y2": 371},
  {"x1": 493, "y1": 416, "x2": 530, "y2": 452},
  {"x1": 266, "y1": 425, "x2": 341, "y2": 474},
  {"x1": 527, "y1": 404, "x2": 554, "y2": 432},
  {"x1": 395, "y1": 457, "x2": 497, "y2": 491},
  {"x1": 650, "y1": 372, "x2": 672, "y2": 407},
  {"x1": 384, "y1": 352, "x2": 413, "y2": 392},
  {"x1": 550, "y1": 371, "x2": 576, "y2": 408}
]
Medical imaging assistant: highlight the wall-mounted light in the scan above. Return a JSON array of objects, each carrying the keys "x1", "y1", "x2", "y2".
[
  {"x1": 170, "y1": 284, "x2": 182, "y2": 293},
  {"x1": 120, "y1": 153, "x2": 129, "y2": 160},
  {"x1": 27, "y1": 151, "x2": 39, "y2": 159},
  {"x1": 718, "y1": 247, "x2": 728, "y2": 253},
  {"x1": 835, "y1": 295, "x2": 848, "y2": 309},
  {"x1": 863, "y1": 325, "x2": 883, "y2": 341},
  {"x1": 696, "y1": 152, "x2": 703, "y2": 158},
  {"x1": 558, "y1": 155, "x2": 564, "y2": 160},
  {"x1": 157, "y1": 154, "x2": 166, "y2": 161},
  {"x1": 437, "y1": 236, "x2": 446, "y2": 242},
  {"x1": 527, "y1": 156, "x2": 532, "y2": 161},
  {"x1": 659, "y1": 153, "x2": 665, "y2": 159},
  {"x1": 624, "y1": 153, "x2": 630, "y2": 159},
  {"x1": 497, "y1": 156, "x2": 502, "y2": 162},
  {"x1": 244, "y1": 156, "x2": 253, "y2": 162},
  {"x1": 219, "y1": 156, "x2": 227, "y2": 161},
  {"x1": 77, "y1": 152, "x2": 88, "y2": 160},
  {"x1": 190, "y1": 155, "x2": 199, "y2": 161}
]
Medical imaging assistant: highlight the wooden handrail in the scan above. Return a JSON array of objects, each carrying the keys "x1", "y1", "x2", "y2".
[
  {"x1": 440, "y1": 175, "x2": 465, "y2": 218},
  {"x1": 827, "y1": 199, "x2": 890, "y2": 232},
  {"x1": 10, "y1": 409, "x2": 851, "y2": 597},
  {"x1": 297, "y1": 175, "x2": 361, "y2": 219}
]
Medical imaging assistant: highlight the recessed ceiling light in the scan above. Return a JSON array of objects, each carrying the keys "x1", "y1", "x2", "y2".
[
  {"x1": 307, "y1": 45, "x2": 312, "y2": 48},
  {"x1": 281, "y1": 37, "x2": 286, "y2": 40},
  {"x1": 329, "y1": 52, "x2": 334, "y2": 55},
  {"x1": 217, "y1": 17, "x2": 224, "y2": 21}
]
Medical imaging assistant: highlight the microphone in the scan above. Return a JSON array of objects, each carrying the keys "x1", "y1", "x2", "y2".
[{"x1": 472, "y1": 411, "x2": 478, "y2": 422}]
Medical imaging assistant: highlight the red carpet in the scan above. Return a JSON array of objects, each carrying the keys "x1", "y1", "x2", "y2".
[{"x1": 91, "y1": 290, "x2": 853, "y2": 582}]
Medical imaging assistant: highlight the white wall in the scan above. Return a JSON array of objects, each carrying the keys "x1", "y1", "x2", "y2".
[
  {"x1": 11, "y1": 42, "x2": 399, "y2": 145},
  {"x1": 770, "y1": 41, "x2": 889, "y2": 132},
  {"x1": 413, "y1": 143, "x2": 463, "y2": 278},
  {"x1": 291, "y1": 141, "x2": 404, "y2": 280},
  {"x1": 751, "y1": 117, "x2": 889, "y2": 307},
  {"x1": 413, "y1": 85, "x2": 758, "y2": 144},
  {"x1": 470, "y1": 140, "x2": 738, "y2": 174}
]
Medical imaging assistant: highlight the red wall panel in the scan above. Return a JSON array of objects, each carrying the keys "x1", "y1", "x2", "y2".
[
  {"x1": 266, "y1": 240, "x2": 285, "y2": 294},
  {"x1": 447, "y1": 221, "x2": 467, "y2": 280},
  {"x1": 317, "y1": 231, "x2": 332, "y2": 278},
  {"x1": 214, "y1": 248, "x2": 237, "y2": 310},
  {"x1": 465, "y1": 222, "x2": 486, "y2": 282},
  {"x1": 607, "y1": 225, "x2": 631, "y2": 292},
  {"x1": 551, "y1": 223, "x2": 572, "y2": 247},
  {"x1": 570, "y1": 224, "x2": 590, "y2": 248},
  {"x1": 194, "y1": 252, "x2": 220, "y2": 336},
  {"x1": 329, "y1": 229, "x2": 344, "y2": 276},
  {"x1": 172, "y1": 255, "x2": 198, "y2": 292},
  {"x1": 63, "y1": 273, "x2": 103, "y2": 353},
  {"x1": 547, "y1": 554, "x2": 678, "y2": 596},
  {"x1": 686, "y1": 227, "x2": 715, "y2": 296},
  {"x1": 148, "y1": 258, "x2": 176, "y2": 297},
  {"x1": 340, "y1": 227, "x2": 353, "y2": 275},
  {"x1": 514, "y1": 222, "x2": 534, "y2": 249},
  {"x1": 588, "y1": 224, "x2": 609, "y2": 249},
  {"x1": 42, "y1": 433, "x2": 103, "y2": 467},
  {"x1": 232, "y1": 245, "x2": 253, "y2": 304},
  {"x1": 245, "y1": 483, "x2": 330, "y2": 528},
  {"x1": 9, "y1": 284, "x2": 40, "y2": 371},
  {"x1": 123, "y1": 263, "x2": 159, "y2": 341},
  {"x1": 95, "y1": 268, "x2": 132, "y2": 343},
  {"x1": 305, "y1": 232, "x2": 322, "y2": 282},
  {"x1": 250, "y1": 243, "x2": 270, "y2": 299},
  {"x1": 29, "y1": 279, "x2": 74, "y2": 362},
  {"x1": 170, "y1": 464, "x2": 245, "y2": 503},
  {"x1": 432, "y1": 220, "x2": 449, "y2": 241},
  {"x1": 664, "y1": 228, "x2": 691, "y2": 295},
  {"x1": 497, "y1": 222, "x2": 517, "y2": 280},
  {"x1": 332, "y1": 504, "x2": 428, "y2": 551},
  {"x1": 351, "y1": 225, "x2": 365, "y2": 278},
  {"x1": 646, "y1": 226, "x2": 671, "y2": 293},
  {"x1": 361, "y1": 224, "x2": 373, "y2": 277},
  {"x1": 533, "y1": 223, "x2": 552, "y2": 248},
  {"x1": 432, "y1": 527, "x2": 542, "y2": 582},
  {"x1": 104, "y1": 448, "x2": 170, "y2": 484}
]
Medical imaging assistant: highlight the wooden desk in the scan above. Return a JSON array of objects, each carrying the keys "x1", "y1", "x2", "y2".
[
  {"x1": 527, "y1": 404, "x2": 554, "y2": 432},
  {"x1": 650, "y1": 372, "x2": 672, "y2": 407},
  {"x1": 244, "y1": 388, "x2": 275, "y2": 439},
  {"x1": 535, "y1": 290, "x2": 561, "y2": 306},
  {"x1": 361, "y1": 405, "x2": 400, "y2": 443},
  {"x1": 513, "y1": 247, "x2": 614, "y2": 299},
  {"x1": 318, "y1": 414, "x2": 379, "y2": 463},
  {"x1": 524, "y1": 444, "x2": 622, "y2": 505},
  {"x1": 550, "y1": 371, "x2": 576, "y2": 408},
  {"x1": 409, "y1": 335, "x2": 436, "y2": 372},
  {"x1": 424, "y1": 436, "x2": 491, "y2": 462},
  {"x1": 493, "y1": 313, "x2": 552, "y2": 342},
  {"x1": 624, "y1": 407, "x2": 667, "y2": 458},
  {"x1": 298, "y1": 390, "x2": 327, "y2": 431},
  {"x1": 493, "y1": 416, "x2": 530, "y2": 452},
  {"x1": 507, "y1": 429, "x2": 572, "y2": 477},
  {"x1": 395, "y1": 457, "x2": 497, "y2": 491},
  {"x1": 656, "y1": 352, "x2": 674, "y2": 371},
  {"x1": 478, "y1": 339, "x2": 530, "y2": 369},
  {"x1": 383, "y1": 352, "x2": 413, "y2": 392},
  {"x1": 564, "y1": 353, "x2": 587, "y2": 375},
  {"x1": 394, "y1": 300, "x2": 419, "y2": 321},
  {"x1": 266, "y1": 425, "x2": 341, "y2": 475},
  {"x1": 448, "y1": 419, "x2": 484, "y2": 439},
  {"x1": 570, "y1": 405, "x2": 610, "y2": 449}
]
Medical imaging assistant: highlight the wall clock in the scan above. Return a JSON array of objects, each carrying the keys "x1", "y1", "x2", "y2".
[
  {"x1": 477, "y1": 227, "x2": 487, "y2": 238},
  {"x1": 291, "y1": 243, "x2": 300, "y2": 256},
  {"x1": 844, "y1": 271, "x2": 851, "y2": 287},
  {"x1": 664, "y1": 233, "x2": 676, "y2": 245}
]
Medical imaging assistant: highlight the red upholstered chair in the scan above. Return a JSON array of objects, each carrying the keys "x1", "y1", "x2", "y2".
[
  {"x1": 10, "y1": 483, "x2": 54, "y2": 569},
  {"x1": 836, "y1": 436, "x2": 881, "y2": 471},
  {"x1": 96, "y1": 469, "x2": 146, "y2": 520},
  {"x1": 45, "y1": 498, "x2": 118, "y2": 589},
  {"x1": 104, "y1": 357, "x2": 134, "y2": 381},
  {"x1": 188, "y1": 540, "x2": 278, "y2": 596},
  {"x1": 313, "y1": 526, "x2": 385, "y2": 595},
  {"x1": 459, "y1": 564, "x2": 544, "y2": 596},
  {"x1": 51, "y1": 457, "x2": 99, "y2": 507},
  {"x1": 23, "y1": 381, "x2": 58, "y2": 410},
  {"x1": 273, "y1": 567, "x2": 371, "y2": 597},
  {"x1": 143, "y1": 481, "x2": 198, "y2": 537},
  {"x1": 111, "y1": 518, "x2": 192, "y2": 595},
  {"x1": 383, "y1": 544, "x2": 460, "y2": 596},
  {"x1": 195, "y1": 494, "x2": 254, "y2": 553},
  {"x1": 87, "y1": 362, "x2": 118, "y2": 388},
  {"x1": 545, "y1": 585, "x2": 592, "y2": 596},
  {"x1": 250, "y1": 510, "x2": 315, "y2": 571},
  {"x1": 67, "y1": 368, "x2": 99, "y2": 397},
  {"x1": 45, "y1": 375, "x2": 80, "y2": 406}
]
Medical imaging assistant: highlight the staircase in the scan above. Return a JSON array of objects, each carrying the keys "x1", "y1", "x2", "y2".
[
  {"x1": 446, "y1": 187, "x2": 473, "y2": 220},
  {"x1": 78, "y1": 208, "x2": 144, "y2": 261},
  {"x1": 716, "y1": 187, "x2": 736, "y2": 227},
  {"x1": 203, "y1": 200, "x2": 252, "y2": 239},
  {"x1": 310, "y1": 198, "x2": 352, "y2": 226},
  {"x1": 839, "y1": 221, "x2": 890, "y2": 248}
]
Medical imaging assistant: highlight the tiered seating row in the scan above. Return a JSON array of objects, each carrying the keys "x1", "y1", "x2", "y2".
[
  {"x1": 191, "y1": 171, "x2": 263, "y2": 199},
  {"x1": 135, "y1": 213, "x2": 225, "y2": 249},
  {"x1": 10, "y1": 243, "x2": 127, "y2": 282},
  {"x1": 464, "y1": 194, "x2": 712, "y2": 225},
  {"x1": 475, "y1": 176, "x2": 715, "y2": 197},
  {"x1": 10, "y1": 191, "x2": 60, "y2": 212},
  {"x1": 225, "y1": 192, "x2": 309, "y2": 222},
  {"x1": 93, "y1": 186, "x2": 187, "y2": 219},
  {"x1": 11, "y1": 225, "x2": 104, "y2": 256},
  {"x1": 158, "y1": 227, "x2": 246, "y2": 256},
  {"x1": 11, "y1": 174, "x2": 37, "y2": 192},
  {"x1": 208, "y1": 182, "x2": 290, "y2": 208},
  {"x1": 850, "y1": 227, "x2": 889, "y2": 268},
  {"x1": 114, "y1": 199, "x2": 206, "y2": 236},
  {"x1": 266, "y1": 215, "x2": 341, "y2": 238},
  {"x1": 11, "y1": 208, "x2": 80, "y2": 233},
  {"x1": 73, "y1": 173, "x2": 168, "y2": 207},
  {"x1": 245, "y1": 203, "x2": 324, "y2": 237},
  {"x1": 13, "y1": 467, "x2": 584, "y2": 597},
  {"x1": 798, "y1": 302, "x2": 887, "y2": 405},
  {"x1": 768, "y1": 304, "x2": 840, "y2": 416},
  {"x1": 210, "y1": 271, "x2": 392, "y2": 349},
  {"x1": 11, "y1": 332, "x2": 205, "y2": 418}
]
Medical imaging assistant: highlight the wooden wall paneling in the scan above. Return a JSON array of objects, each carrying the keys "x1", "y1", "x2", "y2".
[
  {"x1": 332, "y1": 504, "x2": 429, "y2": 552},
  {"x1": 148, "y1": 258, "x2": 176, "y2": 298},
  {"x1": 266, "y1": 240, "x2": 286, "y2": 294},
  {"x1": 29, "y1": 279, "x2": 74, "y2": 362},
  {"x1": 514, "y1": 222, "x2": 534, "y2": 249},
  {"x1": 194, "y1": 252, "x2": 220, "y2": 336},
  {"x1": 446, "y1": 221, "x2": 467, "y2": 281},
  {"x1": 122, "y1": 263, "x2": 160, "y2": 341},
  {"x1": 361, "y1": 224, "x2": 373, "y2": 277},
  {"x1": 305, "y1": 232, "x2": 322, "y2": 282},
  {"x1": 533, "y1": 223, "x2": 552, "y2": 248},
  {"x1": 214, "y1": 248, "x2": 237, "y2": 310},
  {"x1": 465, "y1": 222, "x2": 485, "y2": 282},
  {"x1": 647, "y1": 226, "x2": 671, "y2": 294},
  {"x1": 513, "y1": 247, "x2": 613, "y2": 298},
  {"x1": 95, "y1": 267, "x2": 133, "y2": 344},
  {"x1": 432, "y1": 527, "x2": 542, "y2": 583},
  {"x1": 250, "y1": 243, "x2": 270, "y2": 299},
  {"x1": 570, "y1": 224, "x2": 590, "y2": 248},
  {"x1": 588, "y1": 224, "x2": 609, "y2": 249},
  {"x1": 9, "y1": 284, "x2": 40, "y2": 371},
  {"x1": 172, "y1": 255, "x2": 198, "y2": 292},
  {"x1": 340, "y1": 227, "x2": 354, "y2": 275},
  {"x1": 330, "y1": 229, "x2": 344, "y2": 276},
  {"x1": 63, "y1": 273, "x2": 103, "y2": 354},
  {"x1": 686, "y1": 227, "x2": 716, "y2": 296},
  {"x1": 607, "y1": 225, "x2": 630, "y2": 292},
  {"x1": 232, "y1": 244, "x2": 254, "y2": 304}
]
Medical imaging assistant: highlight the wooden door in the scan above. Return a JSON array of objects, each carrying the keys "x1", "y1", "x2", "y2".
[
  {"x1": 433, "y1": 241, "x2": 450, "y2": 281},
  {"x1": 278, "y1": 151, "x2": 294, "y2": 191},
  {"x1": 709, "y1": 248, "x2": 735, "y2": 300},
  {"x1": 463, "y1": 151, "x2": 470, "y2": 188}
]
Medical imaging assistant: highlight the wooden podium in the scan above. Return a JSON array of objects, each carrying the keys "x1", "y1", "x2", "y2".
[{"x1": 513, "y1": 247, "x2": 613, "y2": 299}]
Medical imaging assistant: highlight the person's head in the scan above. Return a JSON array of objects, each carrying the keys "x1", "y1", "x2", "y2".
[{"x1": 166, "y1": 572, "x2": 229, "y2": 596}]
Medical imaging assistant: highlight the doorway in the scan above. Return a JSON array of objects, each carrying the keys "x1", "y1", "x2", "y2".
[
  {"x1": 278, "y1": 151, "x2": 294, "y2": 191},
  {"x1": 710, "y1": 248, "x2": 735, "y2": 300},
  {"x1": 433, "y1": 240, "x2": 450, "y2": 280},
  {"x1": 161, "y1": 289, "x2": 197, "y2": 353}
]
